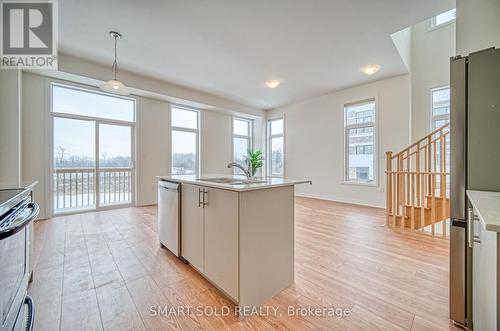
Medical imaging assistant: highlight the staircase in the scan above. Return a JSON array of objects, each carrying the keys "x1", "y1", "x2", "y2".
[{"x1": 385, "y1": 123, "x2": 450, "y2": 238}]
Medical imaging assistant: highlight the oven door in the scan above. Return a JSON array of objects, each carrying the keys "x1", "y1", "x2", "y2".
[{"x1": 0, "y1": 203, "x2": 38, "y2": 331}]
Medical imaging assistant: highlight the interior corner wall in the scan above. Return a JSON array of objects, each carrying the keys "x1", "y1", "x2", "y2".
[
  {"x1": 266, "y1": 74, "x2": 410, "y2": 208},
  {"x1": 456, "y1": 0, "x2": 500, "y2": 55},
  {"x1": 0, "y1": 69, "x2": 22, "y2": 183},
  {"x1": 410, "y1": 19, "x2": 456, "y2": 141}
]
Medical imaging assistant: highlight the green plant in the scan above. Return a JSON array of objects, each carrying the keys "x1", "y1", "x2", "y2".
[{"x1": 244, "y1": 149, "x2": 264, "y2": 177}]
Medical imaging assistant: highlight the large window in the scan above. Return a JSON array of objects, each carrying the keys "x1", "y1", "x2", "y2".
[
  {"x1": 431, "y1": 86, "x2": 450, "y2": 130},
  {"x1": 267, "y1": 118, "x2": 284, "y2": 177},
  {"x1": 171, "y1": 106, "x2": 199, "y2": 175},
  {"x1": 431, "y1": 86, "x2": 451, "y2": 177},
  {"x1": 344, "y1": 100, "x2": 376, "y2": 184},
  {"x1": 232, "y1": 117, "x2": 253, "y2": 175},
  {"x1": 51, "y1": 83, "x2": 135, "y2": 214}
]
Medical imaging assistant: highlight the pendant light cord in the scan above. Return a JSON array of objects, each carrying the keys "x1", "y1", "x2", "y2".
[{"x1": 112, "y1": 36, "x2": 118, "y2": 80}]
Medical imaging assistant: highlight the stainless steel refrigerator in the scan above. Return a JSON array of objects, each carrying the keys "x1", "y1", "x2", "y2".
[{"x1": 449, "y1": 47, "x2": 500, "y2": 328}]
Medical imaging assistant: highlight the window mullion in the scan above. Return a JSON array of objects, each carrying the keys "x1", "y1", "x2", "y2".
[{"x1": 345, "y1": 122, "x2": 374, "y2": 130}]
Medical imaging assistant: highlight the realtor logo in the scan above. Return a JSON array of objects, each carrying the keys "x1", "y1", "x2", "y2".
[{"x1": 1, "y1": 0, "x2": 58, "y2": 69}]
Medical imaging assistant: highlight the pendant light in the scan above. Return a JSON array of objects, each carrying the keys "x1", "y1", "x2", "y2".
[{"x1": 100, "y1": 31, "x2": 130, "y2": 95}]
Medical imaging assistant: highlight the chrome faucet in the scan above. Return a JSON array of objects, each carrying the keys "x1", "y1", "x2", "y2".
[{"x1": 227, "y1": 162, "x2": 252, "y2": 179}]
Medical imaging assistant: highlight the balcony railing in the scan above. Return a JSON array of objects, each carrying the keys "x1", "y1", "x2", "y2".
[{"x1": 54, "y1": 167, "x2": 132, "y2": 212}]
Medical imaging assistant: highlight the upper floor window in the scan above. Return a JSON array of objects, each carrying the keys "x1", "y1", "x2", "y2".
[
  {"x1": 267, "y1": 118, "x2": 284, "y2": 177},
  {"x1": 431, "y1": 86, "x2": 450, "y2": 130},
  {"x1": 232, "y1": 117, "x2": 253, "y2": 175},
  {"x1": 344, "y1": 99, "x2": 376, "y2": 184},
  {"x1": 430, "y1": 8, "x2": 456, "y2": 29},
  {"x1": 171, "y1": 106, "x2": 199, "y2": 175}
]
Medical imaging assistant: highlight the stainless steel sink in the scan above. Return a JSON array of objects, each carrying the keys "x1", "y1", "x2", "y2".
[
  {"x1": 229, "y1": 180, "x2": 268, "y2": 185},
  {"x1": 200, "y1": 177, "x2": 268, "y2": 185},
  {"x1": 199, "y1": 177, "x2": 245, "y2": 184}
]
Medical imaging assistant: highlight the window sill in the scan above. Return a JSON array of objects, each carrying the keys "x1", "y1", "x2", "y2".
[
  {"x1": 428, "y1": 19, "x2": 455, "y2": 32},
  {"x1": 341, "y1": 180, "x2": 378, "y2": 187}
]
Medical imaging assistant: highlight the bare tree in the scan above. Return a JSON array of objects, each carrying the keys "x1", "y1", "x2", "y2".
[
  {"x1": 101, "y1": 152, "x2": 109, "y2": 167},
  {"x1": 56, "y1": 146, "x2": 66, "y2": 167}
]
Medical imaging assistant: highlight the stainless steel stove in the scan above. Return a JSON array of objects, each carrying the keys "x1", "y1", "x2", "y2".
[{"x1": 0, "y1": 187, "x2": 38, "y2": 331}]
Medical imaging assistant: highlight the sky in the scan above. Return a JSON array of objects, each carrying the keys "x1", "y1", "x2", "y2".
[{"x1": 53, "y1": 86, "x2": 133, "y2": 161}]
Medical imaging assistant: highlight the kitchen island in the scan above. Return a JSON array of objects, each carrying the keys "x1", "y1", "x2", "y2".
[
  {"x1": 158, "y1": 175, "x2": 311, "y2": 316},
  {"x1": 467, "y1": 190, "x2": 500, "y2": 331}
]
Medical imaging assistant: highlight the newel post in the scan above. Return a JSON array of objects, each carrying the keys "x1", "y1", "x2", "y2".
[{"x1": 385, "y1": 151, "x2": 393, "y2": 226}]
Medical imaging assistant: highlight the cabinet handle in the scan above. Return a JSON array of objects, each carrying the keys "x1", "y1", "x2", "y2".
[
  {"x1": 198, "y1": 188, "x2": 203, "y2": 207},
  {"x1": 203, "y1": 189, "x2": 208, "y2": 207},
  {"x1": 468, "y1": 208, "x2": 473, "y2": 248}
]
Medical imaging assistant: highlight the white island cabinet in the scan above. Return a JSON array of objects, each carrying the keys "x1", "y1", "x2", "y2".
[
  {"x1": 467, "y1": 190, "x2": 500, "y2": 331},
  {"x1": 182, "y1": 183, "x2": 238, "y2": 300},
  {"x1": 159, "y1": 175, "x2": 311, "y2": 316}
]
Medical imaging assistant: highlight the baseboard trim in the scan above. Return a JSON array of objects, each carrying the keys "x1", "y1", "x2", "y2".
[
  {"x1": 295, "y1": 193, "x2": 384, "y2": 209},
  {"x1": 136, "y1": 202, "x2": 158, "y2": 207}
]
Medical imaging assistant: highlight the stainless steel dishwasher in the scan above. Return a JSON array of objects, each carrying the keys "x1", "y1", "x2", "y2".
[{"x1": 158, "y1": 180, "x2": 180, "y2": 256}]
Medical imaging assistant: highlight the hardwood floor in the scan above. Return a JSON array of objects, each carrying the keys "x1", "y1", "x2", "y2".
[{"x1": 30, "y1": 197, "x2": 461, "y2": 331}]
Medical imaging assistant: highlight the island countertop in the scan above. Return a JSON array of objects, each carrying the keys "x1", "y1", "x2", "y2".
[
  {"x1": 158, "y1": 174, "x2": 311, "y2": 192},
  {"x1": 467, "y1": 190, "x2": 500, "y2": 232}
]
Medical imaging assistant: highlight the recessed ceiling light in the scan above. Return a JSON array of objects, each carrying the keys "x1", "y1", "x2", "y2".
[
  {"x1": 361, "y1": 64, "x2": 381, "y2": 75},
  {"x1": 265, "y1": 80, "x2": 281, "y2": 88}
]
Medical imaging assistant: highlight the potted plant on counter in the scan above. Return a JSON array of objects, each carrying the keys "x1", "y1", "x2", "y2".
[{"x1": 244, "y1": 149, "x2": 264, "y2": 178}]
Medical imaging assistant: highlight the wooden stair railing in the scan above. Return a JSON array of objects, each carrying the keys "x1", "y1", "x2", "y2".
[{"x1": 385, "y1": 123, "x2": 450, "y2": 238}]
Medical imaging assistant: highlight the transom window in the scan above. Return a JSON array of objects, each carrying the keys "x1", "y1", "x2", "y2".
[
  {"x1": 171, "y1": 106, "x2": 200, "y2": 175},
  {"x1": 430, "y1": 8, "x2": 456, "y2": 29},
  {"x1": 232, "y1": 117, "x2": 253, "y2": 175},
  {"x1": 267, "y1": 118, "x2": 284, "y2": 177},
  {"x1": 344, "y1": 99, "x2": 376, "y2": 184},
  {"x1": 52, "y1": 84, "x2": 135, "y2": 122}
]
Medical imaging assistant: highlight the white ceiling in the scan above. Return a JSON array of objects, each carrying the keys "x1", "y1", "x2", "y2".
[{"x1": 59, "y1": 0, "x2": 454, "y2": 109}]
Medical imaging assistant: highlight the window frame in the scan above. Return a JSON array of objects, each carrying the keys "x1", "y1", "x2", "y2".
[
  {"x1": 267, "y1": 117, "x2": 285, "y2": 178},
  {"x1": 48, "y1": 80, "x2": 137, "y2": 216},
  {"x1": 231, "y1": 116, "x2": 254, "y2": 175},
  {"x1": 430, "y1": 85, "x2": 450, "y2": 131},
  {"x1": 429, "y1": 8, "x2": 456, "y2": 31},
  {"x1": 170, "y1": 104, "x2": 200, "y2": 176},
  {"x1": 343, "y1": 98, "x2": 378, "y2": 186}
]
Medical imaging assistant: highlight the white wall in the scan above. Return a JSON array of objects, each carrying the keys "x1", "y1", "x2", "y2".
[
  {"x1": 267, "y1": 75, "x2": 410, "y2": 208},
  {"x1": 456, "y1": 0, "x2": 500, "y2": 55},
  {"x1": 201, "y1": 110, "x2": 233, "y2": 175},
  {"x1": 410, "y1": 19, "x2": 456, "y2": 139},
  {"x1": 136, "y1": 97, "x2": 170, "y2": 206},
  {"x1": 0, "y1": 70, "x2": 22, "y2": 183},
  {"x1": 391, "y1": 27, "x2": 412, "y2": 72},
  {"x1": 21, "y1": 72, "x2": 49, "y2": 218},
  {"x1": 54, "y1": 53, "x2": 265, "y2": 118}
]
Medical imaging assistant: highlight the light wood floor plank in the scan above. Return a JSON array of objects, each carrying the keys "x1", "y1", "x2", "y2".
[{"x1": 30, "y1": 197, "x2": 461, "y2": 330}]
